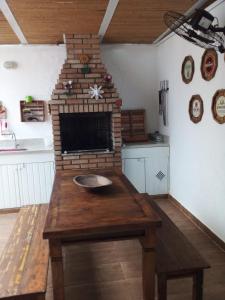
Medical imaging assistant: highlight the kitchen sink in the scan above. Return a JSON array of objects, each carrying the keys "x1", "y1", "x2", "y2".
[{"x1": 0, "y1": 148, "x2": 27, "y2": 152}]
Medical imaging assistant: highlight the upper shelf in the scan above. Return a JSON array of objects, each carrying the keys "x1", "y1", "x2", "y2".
[{"x1": 20, "y1": 100, "x2": 45, "y2": 122}]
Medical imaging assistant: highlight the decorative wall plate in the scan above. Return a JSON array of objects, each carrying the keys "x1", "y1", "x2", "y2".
[
  {"x1": 189, "y1": 95, "x2": 204, "y2": 123},
  {"x1": 212, "y1": 89, "x2": 225, "y2": 124},
  {"x1": 181, "y1": 56, "x2": 195, "y2": 84},
  {"x1": 201, "y1": 48, "x2": 218, "y2": 81}
]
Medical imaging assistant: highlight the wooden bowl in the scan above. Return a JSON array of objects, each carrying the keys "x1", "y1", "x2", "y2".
[{"x1": 73, "y1": 174, "x2": 112, "y2": 189}]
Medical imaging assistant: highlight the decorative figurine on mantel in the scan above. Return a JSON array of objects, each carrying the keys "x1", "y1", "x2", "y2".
[
  {"x1": 63, "y1": 80, "x2": 73, "y2": 95},
  {"x1": 89, "y1": 85, "x2": 104, "y2": 100},
  {"x1": 103, "y1": 73, "x2": 113, "y2": 88}
]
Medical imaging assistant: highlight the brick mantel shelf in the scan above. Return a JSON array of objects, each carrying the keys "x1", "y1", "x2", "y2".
[{"x1": 50, "y1": 34, "x2": 122, "y2": 171}]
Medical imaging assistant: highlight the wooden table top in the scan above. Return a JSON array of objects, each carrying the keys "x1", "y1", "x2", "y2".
[{"x1": 43, "y1": 169, "x2": 161, "y2": 241}]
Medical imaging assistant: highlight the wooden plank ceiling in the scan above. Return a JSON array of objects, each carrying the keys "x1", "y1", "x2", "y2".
[
  {"x1": 0, "y1": 11, "x2": 19, "y2": 44},
  {"x1": 0, "y1": 0, "x2": 216, "y2": 44},
  {"x1": 6, "y1": 0, "x2": 109, "y2": 44},
  {"x1": 104, "y1": 0, "x2": 199, "y2": 43}
]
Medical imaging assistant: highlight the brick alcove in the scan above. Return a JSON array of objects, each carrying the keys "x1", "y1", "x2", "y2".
[{"x1": 49, "y1": 34, "x2": 122, "y2": 171}]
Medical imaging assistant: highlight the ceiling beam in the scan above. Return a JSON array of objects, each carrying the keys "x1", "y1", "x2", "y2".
[
  {"x1": 98, "y1": 0, "x2": 119, "y2": 42},
  {"x1": 0, "y1": 0, "x2": 28, "y2": 44}
]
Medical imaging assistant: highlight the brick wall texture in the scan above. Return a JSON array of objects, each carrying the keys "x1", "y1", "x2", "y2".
[{"x1": 49, "y1": 34, "x2": 122, "y2": 170}]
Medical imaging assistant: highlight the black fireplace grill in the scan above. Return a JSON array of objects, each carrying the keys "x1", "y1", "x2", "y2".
[{"x1": 59, "y1": 112, "x2": 113, "y2": 154}]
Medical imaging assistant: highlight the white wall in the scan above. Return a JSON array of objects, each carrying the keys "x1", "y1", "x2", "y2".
[
  {"x1": 0, "y1": 45, "x2": 66, "y2": 140},
  {"x1": 101, "y1": 44, "x2": 158, "y2": 132},
  {"x1": 0, "y1": 44, "x2": 157, "y2": 142},
  {"x1": 156, "y1": 0, "x2": 225, "y2": 242}
]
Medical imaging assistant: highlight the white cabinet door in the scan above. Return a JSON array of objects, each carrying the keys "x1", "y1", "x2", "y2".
[
  {"x1": 0, "y1": 161, "x2": 55, "y2": 209},
  {"x1": 145, "y1": 148, "x2": 169, "y2": 195},
  {"x1": 123, "y1": 158, "x2": 146, "y2": 192},
  {"x1": 0, "y1": 164, "x2": 21, "y2": 209},
  {"x1": 18, "y1": 161, "x2": 55, "y2": 205}
]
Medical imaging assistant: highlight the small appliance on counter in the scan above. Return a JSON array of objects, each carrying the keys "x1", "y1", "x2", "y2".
[{"x1": 149, "y1": 131, "x2": 164, "y2": 143}]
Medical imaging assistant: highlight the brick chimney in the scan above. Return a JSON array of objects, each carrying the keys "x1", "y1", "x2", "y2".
[{"x1": 49, "y1": 34, "x2": 122, "y2": 171}]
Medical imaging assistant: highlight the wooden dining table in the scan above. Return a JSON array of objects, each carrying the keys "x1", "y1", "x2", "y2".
[{"x1": 43, "y1": 169, "x2": 161, "y2": 300}]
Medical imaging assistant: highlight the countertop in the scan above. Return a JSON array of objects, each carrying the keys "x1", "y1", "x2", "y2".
[
  {"x1": 0, "y1": 138, "x2": 54, "y2": 155},
  {"x1": 122, "y1": 140, "x2": 169, "y2": 149}
]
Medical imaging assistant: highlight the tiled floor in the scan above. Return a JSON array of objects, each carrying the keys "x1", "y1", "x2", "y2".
[{"x1": 0, "y1": 198, "x2": 225, "y2": 299}]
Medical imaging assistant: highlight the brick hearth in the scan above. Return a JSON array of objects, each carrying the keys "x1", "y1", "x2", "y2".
[{"x1": 49, "y1": 34, "x2": 122, "y2": 170}]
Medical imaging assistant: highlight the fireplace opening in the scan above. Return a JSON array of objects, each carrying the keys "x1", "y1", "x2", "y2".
[{"x1": 59, "y1": 112, "x2": 113, "y2": 154}]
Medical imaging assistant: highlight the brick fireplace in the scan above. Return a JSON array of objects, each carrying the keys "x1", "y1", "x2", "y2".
[{"x1": 49, "y1": 34, "x2": 122, "y2": 170}]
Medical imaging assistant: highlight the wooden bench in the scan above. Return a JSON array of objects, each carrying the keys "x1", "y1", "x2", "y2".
[
  {"x1": 0, "y1": 205, "x2": 49, "y2": 300},
  {"x1": 147, "y1": 196, "x2": 210, "y2": 300}
]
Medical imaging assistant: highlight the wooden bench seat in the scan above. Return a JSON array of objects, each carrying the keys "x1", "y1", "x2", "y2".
[
  {"x1": 0, "y1": 205, "x2": 49, "y2": 300},
  {"x1": 147, "y1": 197, "x2": 210, "y2": 300}
]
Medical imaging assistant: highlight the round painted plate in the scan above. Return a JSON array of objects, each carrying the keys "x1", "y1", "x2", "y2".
[
  {"x1": 201, "y1": 49, "x2": 218, "y2": 81},
  {"x1": 181, "y1": 55, "x2": 195, "y2": 84}
]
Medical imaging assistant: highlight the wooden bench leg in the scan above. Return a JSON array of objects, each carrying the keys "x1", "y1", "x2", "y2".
[
  {"x1": 49, "y1": 240, "x2": 65, "y2": 300},
  {"x1": 157, "y1": 274, "x2": 167, "y2": 300},
  {"x1": 193, "y1": 270, "x2": 203, "y2": 300}
]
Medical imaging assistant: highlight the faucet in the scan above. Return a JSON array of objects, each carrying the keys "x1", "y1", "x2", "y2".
[
  {"x1": 11, "y1": 132, "x2": 19, "y2": 148},
  {"x1": 1, "y1": 131, "x2": 19, "y2": 148},
  {"x1": 0, "y1": 121, "x2": 19, "y2": 148}
]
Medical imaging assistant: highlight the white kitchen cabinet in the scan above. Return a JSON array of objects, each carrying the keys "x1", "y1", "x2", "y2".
[
  {"x1": 0, "y1": 164, "x2": 21, "y2": 209},
  {"x1": 0, "y1": 161, "x2": 55, "y2": 209},
  {"x1": 0, "y1": 138, "x2": 55, "y2": 209},
  {"x1": 122, "y1": 143, "x2": 169, "y2": 195},
  {"x1": 18, "y1": 161, "x2": 55, "y2": 206},
  {"x1": 145, "y1": 147, "x2": 169, "y2": 195},
  {"x1": 123, "y1": 158, "x2": 146, "y2": 192}
]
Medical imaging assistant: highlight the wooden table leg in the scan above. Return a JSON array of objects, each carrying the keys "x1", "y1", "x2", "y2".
[
  {"x1": 193, "y1": 270, "x2": 203, "y2": 300},
  {"x1": 49, "y1": 240, "x2": 65, "y2": 300},
  {"x1": 141, "y1": 228, "x2": 157, "y2": 300}
]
